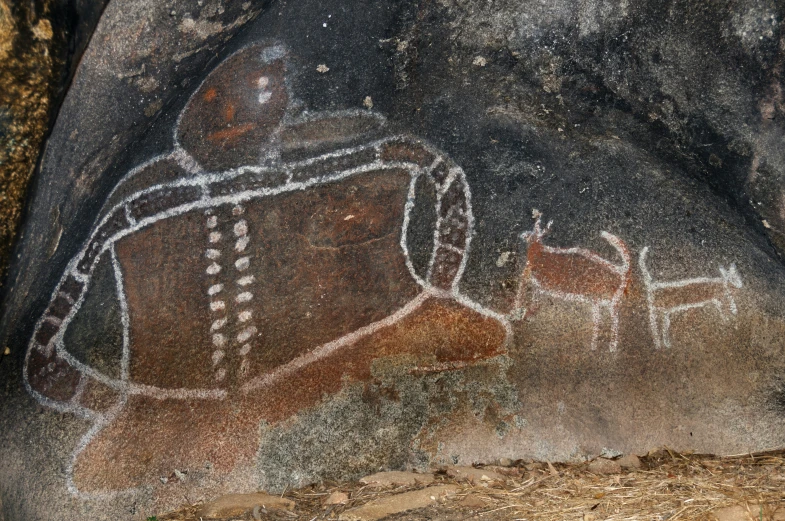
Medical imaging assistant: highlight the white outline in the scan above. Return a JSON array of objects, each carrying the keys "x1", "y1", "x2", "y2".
[{"x1": 639, "y1": 247, "x2": 743, "y2": 349}]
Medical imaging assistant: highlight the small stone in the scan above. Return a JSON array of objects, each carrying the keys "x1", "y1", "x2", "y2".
[
  {"x1": 497, "y1": 457, "x2": 513, "y2": 467},
  {"x1": 617, "y1": 454, "x2": 642, "y2": 469},
  {"x1": 459, "y1": 495, "x2": 487, "y2": 509},
  {"x1": 472, "y1": 56, "x2": 487, "y2": 67},
  {"x1": 316, "y1": 64, "x2": 330, "y2": 73},
  {"x1": 588, "y1": 458, "x2": 622, "y2": 475},
  {"x1": 339, "y1": 485, "x2": 458, "y2": 521},
  {"x1": 496, "y1": 251, "x2": 513, "y2": 267},
  {"x1": 325, "y1": 491, "x2": 349, "y2": 505},
  {"x1": 198, "y1": 492, "x2": 295, "y2": 519},
  {"x1": 173, "y1": 469, "x2": 186, "y2": 482},
  {"x1": 445, "y1": 466, "x2": 505, "y2": 484},
  {"x1": 363, "y1": 96, "x2": 373, "y2": 109},
  {"x1": 359, "y1": 470, "x2": 435, "y2": 487}
]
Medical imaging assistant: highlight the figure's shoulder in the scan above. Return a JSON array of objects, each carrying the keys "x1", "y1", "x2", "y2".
[{"x1": 95, "y1": 150, "x2": 195, "y2": 226}]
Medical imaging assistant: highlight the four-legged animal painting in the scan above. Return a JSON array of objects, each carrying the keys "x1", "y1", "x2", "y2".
[
  {"x1": 512, "y1": 215, "x2": 631, "y2": 352},
  {"x1": 639, "y1": 246, "x2": 743, "y2": 349}
]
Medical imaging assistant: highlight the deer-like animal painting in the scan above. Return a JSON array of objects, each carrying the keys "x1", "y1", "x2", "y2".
[
  {"x1": 512, "y1": 214, "x2": 631, "y2": 352},
  {"x1": 639, "y1": 246, "x2": 743, "y2": 349}
]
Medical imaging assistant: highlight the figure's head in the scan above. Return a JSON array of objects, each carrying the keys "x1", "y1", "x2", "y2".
[{"x1": 176, "y1": 43, "x2": 289, "y2": 171}]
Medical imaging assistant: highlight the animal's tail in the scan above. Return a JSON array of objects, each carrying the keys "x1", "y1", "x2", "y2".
[{"x1": 600, "y1": 231, "x2": 631, "y2": 277}]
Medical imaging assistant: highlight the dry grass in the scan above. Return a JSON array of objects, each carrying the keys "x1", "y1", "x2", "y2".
[{"x1": 155, "y1": 449, "x2": 785, "y2": 521}]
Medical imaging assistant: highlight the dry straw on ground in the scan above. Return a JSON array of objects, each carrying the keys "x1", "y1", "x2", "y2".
[{"x1": 155, "y1": 449, "x2": 785, "y2": 521}]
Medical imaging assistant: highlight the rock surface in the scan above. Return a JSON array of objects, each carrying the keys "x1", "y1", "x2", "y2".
[{"x1": 0, "y1": 0, "x2": 784, "y2": 519}]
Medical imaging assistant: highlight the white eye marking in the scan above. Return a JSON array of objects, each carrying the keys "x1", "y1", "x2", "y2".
[{"x1": 257, "y1": 76, "x2": 273, "y2": 104}]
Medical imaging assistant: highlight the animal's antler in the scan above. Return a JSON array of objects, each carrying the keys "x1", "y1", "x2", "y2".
[{"x1": 521, "y1": 214, "x2": 553, "y2": 242}]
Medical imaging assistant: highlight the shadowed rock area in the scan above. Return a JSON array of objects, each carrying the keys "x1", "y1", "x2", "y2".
[{"x1": 0, "y1": 0, "x2": 784, "y2": 519}]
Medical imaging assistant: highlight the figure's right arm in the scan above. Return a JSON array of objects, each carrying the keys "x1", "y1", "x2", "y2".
[{"x1": 25, "y1": 272, "x2": 124, "y2": 418}]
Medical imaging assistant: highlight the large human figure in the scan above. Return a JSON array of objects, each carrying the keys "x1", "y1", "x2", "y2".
[{"x1": 24, "y1": 43, "x2": 510, "y2": 493}]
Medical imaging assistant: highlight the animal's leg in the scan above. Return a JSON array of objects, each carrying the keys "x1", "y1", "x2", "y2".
[
  {"x1": 609, "y1": 303, "x2": 621, "y2": 353},
  {"x1": 713, "y1": 298, "x2": 728, "y2": 321},
  {"x1": 591, "y1": 303, "x2": 601, "y2": 351},
  {"x1": 661, "y1": 312, "x2": 673, "y2": 349},
  {"x1": 647, "y1": 305, "x2": 662, "y2": 349},
  {"x1": 511, "y1": 266, "x2": 531, "y2": 320}
]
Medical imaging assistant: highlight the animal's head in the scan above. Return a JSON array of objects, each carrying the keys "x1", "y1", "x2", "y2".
[
  {"x1": 719, "y1": 264, "x2": 743, "y2": 289},
  {"x1": 520, "y1": 214, "x2": 553, "y2": 244}
]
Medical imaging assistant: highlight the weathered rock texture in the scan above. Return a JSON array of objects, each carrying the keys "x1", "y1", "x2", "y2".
[{"x1": 1, "y1": 0, "x2": 784, "y2": 520}]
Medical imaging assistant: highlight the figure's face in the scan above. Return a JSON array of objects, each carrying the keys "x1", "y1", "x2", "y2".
[{"x1": 177, "y1": 46, "x2": 289, "y2": 171}]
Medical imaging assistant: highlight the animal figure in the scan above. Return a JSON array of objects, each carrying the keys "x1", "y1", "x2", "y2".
[
  {"x1": 512, "y1": 214, "x2": 631, "y2": 352},
  {"x1": 639, "y1": 246, "x2": 743, "y2": 349}
]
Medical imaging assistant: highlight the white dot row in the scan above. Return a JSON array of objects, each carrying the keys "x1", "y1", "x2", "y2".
[
  {"x1": 233, "y1": 207, "x2": 255, "y2": 378},
  {"x1": 206, "y1": 211, "x2": 228, "y2": 383},
  {"x1": 205, "y1": 207, "x2": 258, "y2": 383}
]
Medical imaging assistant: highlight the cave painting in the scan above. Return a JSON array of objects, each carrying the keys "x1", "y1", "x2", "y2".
[
  {"x1": 23, "y1": 43, "x2": 511, "y2": 495},
  {"x1": 639, "y1": 246, "x2": 744, "y2": 349},
  {"x1": 511, "y1": 214, "x2": 631, "y2": 352},
  {"x1": 24, "y1": 42, "x2": 746, "y2": 497}
]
